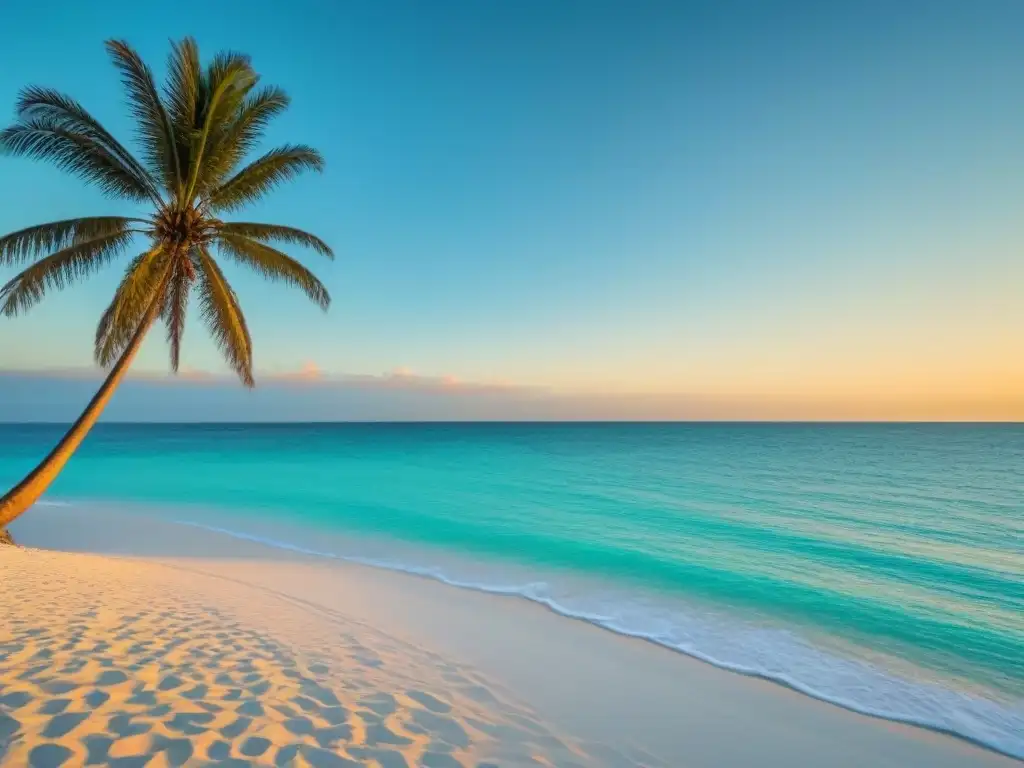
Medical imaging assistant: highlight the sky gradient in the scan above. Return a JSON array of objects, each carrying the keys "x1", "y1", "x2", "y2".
[{"x1": 1, "y1": 0, "x2": 1023, "y2": 420}]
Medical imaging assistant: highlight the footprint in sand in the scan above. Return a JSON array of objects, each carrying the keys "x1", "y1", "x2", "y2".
[{"x1": 1, "y1": 548, "x2": 608, "y2": 767}]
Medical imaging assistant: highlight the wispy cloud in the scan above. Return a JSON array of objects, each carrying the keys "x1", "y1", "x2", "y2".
[
  {"x1": 339, "y1": 367, "x2": 536, "y2": 395},
  {"x1": 268, "y1": 361, "x2": 325, "y2": 382},
  {"x1": 0, "y1": 364, "x2": 542, "y2": 396},
  {"x1": 2, "y1": 367, "x2": 1021, "y2": 421}
]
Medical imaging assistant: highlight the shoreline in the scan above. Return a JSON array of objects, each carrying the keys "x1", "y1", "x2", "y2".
[
  {"x1": 5, "y1": 505, "x2": 1021, "y2": 766},
  {"x1": 166, "y1": 515, "x2": 1022, "y2": 761}
]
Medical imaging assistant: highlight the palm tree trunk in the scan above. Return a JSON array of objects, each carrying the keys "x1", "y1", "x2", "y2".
[{"x1": 0, "y1": 289, "x2": 165, "y2": 533}]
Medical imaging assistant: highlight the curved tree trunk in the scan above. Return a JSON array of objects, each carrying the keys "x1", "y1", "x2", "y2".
[{"x1": 0, "y1": 290, "x2": 165, "y2": 533}]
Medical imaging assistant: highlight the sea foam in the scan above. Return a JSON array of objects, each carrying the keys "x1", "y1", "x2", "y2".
[{"x1": 174, "y1": 516, "x2": 1024, "y2": 760}]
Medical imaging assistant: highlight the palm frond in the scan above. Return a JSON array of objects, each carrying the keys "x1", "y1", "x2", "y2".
[
  {"x1": 0, "y1": 217, "x2": 141, "y2": 267},
  {"x1": 198, "y1": 86, "x2": 290, "y2": 195},
  {"x1": 196, "y1": 246, "x2": 253, "y2": 386},
  {"x1": 1, "y1": 118, "x2": 157, "y2": 202},
  {"x1": 0, "y1": 231, "x2": 135, "y2": 316},
  {"x1": 218, "y1": 221, "x2": 332, "y2": 258},
  {"x1": 217, "y1": 234, "x2": 329, "y2": 310},
  {"x1": 105, "y1": 40, "x2": 181, "y2": 196},
  {"x1": 206, "y1": 145, "x2": 323, "y2": 212},
  {"x1": 95, "y1": 247, "x2": 169, "y2": 367},
  {"x1": 202, "y1": 51, "x2": 258, "y2": 122},
  {"x1": 185, "y1": 52, "x2": 258, "y2": 201},
  {"x1": 161, "y1": 256, "x2": 193, "y2": 371},
  {"x1": 15, "y1": 86, "x2": 160, "y2": 201},
  {"x1": 164, "y1": 38, "x2": 202, "y2": 187}
]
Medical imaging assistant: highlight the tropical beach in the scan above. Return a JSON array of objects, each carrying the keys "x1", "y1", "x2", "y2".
[
  {"x1": 0, "y1": 502, "x2": 1016, "y2": 767},
  {"x1": 2, "y1": 1, "x2": 1023, "y2": 766}
]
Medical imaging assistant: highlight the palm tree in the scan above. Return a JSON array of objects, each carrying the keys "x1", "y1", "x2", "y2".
[{"x1": 0, "y1": 39, "x2": 332, "y2": 537}]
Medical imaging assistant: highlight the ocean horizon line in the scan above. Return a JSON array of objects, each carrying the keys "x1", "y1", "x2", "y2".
[{"x1": 3, "y1": 419, "x2": 1024, "y2": 426}]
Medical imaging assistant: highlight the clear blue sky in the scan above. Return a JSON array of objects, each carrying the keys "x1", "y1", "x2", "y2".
[{"x1": 1, "y1": 0, "x2": 1023, "y2": 420}]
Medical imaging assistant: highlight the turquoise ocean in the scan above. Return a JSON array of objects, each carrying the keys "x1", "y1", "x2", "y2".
[{"x1": 1, "y1": 423, "x2": 1021, "y2": 758}]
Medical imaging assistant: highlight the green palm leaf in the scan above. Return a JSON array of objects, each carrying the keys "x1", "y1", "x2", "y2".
[
  {"x1": 196, "y1": 246, "x2": 253, "y2": 386},
  {"x1": 0, "y1": 231, "x2": 135, "y2": 316},
  {"x1": 0, "y1": 217, "x2": 140, "y2": 266},
  {"x1": 217, "y1": 233, "x2": 330, "y2": 309},
  {"x1": 164, "y1": 38, "x2": 202, "y2": 187},
  {"x1": 105, "y1": 40, "x2": 181, "y2": 197},
  {"x1": 199, "y1": 86, "x2": 290, "y2": 196},
  {"x1": 16, "y1": 87, "x2": 159, "y2": 200},
  {"x1": 218, "y1": 222, "x2": 333, "y2": 259},
  {"x1": 207, "y1": 145, "x2": 324, "y2": 212},
  {"x1": 162, "y1": 257, "x2": 194, "y2": 372},
  {"x1": 185, "y1": 52, "x2": 257, "y2": 202},
  {"x1": 1, "y1": 118, "x2": 157, "y2": 202},
  {"x1": 94, "y1": 248, "x2": 169, "y2": 367}
]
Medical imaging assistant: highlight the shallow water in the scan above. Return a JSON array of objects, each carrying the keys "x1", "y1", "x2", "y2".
[{"x1": 2, "y1": 422, "x2": 1022, "y2": 757}]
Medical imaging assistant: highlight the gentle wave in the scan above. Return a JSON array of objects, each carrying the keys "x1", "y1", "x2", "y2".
[{"x1": 173, "y1": 517, "x2": 1024, "y2": 760}]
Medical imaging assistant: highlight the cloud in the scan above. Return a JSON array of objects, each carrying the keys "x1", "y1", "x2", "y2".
[
  {"x1": 0, "y1": 365, "x2": 552, "y2": 423},
  {"x1": 270, "y1": 361, "x2": 324, "y2": 382},
  {"x1": 3, "y1": 367, "x2": 1021, "y2": 422},
  {"x1": 177, "y1": 366, "x2": 217, "y2": 381},
  {"x1": 0, "y1": 364, "x2": 542, "y2": 397},
  {"x1": 338, "y1": 367, "x2": 531, "y2": 395}
]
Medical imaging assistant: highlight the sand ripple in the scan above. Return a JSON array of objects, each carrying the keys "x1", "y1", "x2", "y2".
[{"x1": 1, "y1": 547, "x2": 656, "y2": 767}]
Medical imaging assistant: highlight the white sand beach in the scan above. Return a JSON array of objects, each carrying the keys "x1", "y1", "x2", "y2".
[{"x1": 2, "y1": 506, "x2": 1017, "y2": 767}]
